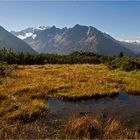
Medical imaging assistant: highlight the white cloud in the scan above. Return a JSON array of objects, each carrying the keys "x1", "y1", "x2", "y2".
[
  {"x1": 119, "y1": 36, "x2": 140, "y2": 43},
  {"x1": 119, "y1": 39, "x2": 140, "y2": 43}
]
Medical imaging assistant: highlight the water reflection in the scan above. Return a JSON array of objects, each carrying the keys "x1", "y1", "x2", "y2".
[{"x1": 47, "y1": 91, "x2": 140, "y2": 128}]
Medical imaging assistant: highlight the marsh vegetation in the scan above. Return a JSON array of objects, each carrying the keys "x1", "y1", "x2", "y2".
[{"x1": 0, "y1": 50, "x2": 140, "y2": 139}]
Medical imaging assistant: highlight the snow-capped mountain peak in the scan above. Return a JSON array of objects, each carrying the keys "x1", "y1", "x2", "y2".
[
  {"x1": 17, "y1": 32, "x2": 33, "y2": 40},
  {"x1": 11, "y1": 26, "x2": 49, "y2": 40},
  {"x1": 33, "y1": 26, "x2": 48, "y2": 30}
]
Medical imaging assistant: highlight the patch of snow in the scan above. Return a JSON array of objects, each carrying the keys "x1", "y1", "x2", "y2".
[
  {"x1": 33, "y1": 26, "x2": 48, "y2": 31},
  {"x1": 17, "y1": 33, "x2": 33, "y2": 40},
  {"x1": 32, "y1": 34, "x2": 37, "y2": 39},
  {"x1": 106, "y1": 32, "x2": 109, "y2": 34}
]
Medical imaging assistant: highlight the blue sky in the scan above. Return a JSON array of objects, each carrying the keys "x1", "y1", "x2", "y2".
[{"x1": 0, "y1": 1, "x2": 140, "y2": 40}]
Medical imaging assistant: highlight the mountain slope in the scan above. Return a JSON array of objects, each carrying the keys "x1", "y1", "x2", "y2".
[
  {"x1": 0, "y1": 25, "x2": 37, "y2": 53},
  {"x1": 11, "y1": 24, "x2": 134, "y2": 56},
  {"x1": 120, "y1": 41, "x2": 140, "y2": 55}
]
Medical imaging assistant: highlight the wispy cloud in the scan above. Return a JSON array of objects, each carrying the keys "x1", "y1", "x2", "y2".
[{"x1": 119, "y1": 36, "x2": 140, "y2": 43}]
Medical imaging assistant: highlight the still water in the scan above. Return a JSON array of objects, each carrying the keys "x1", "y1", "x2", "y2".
[{"x1": 47, "y1": 91, "x2": 140, "y2": 128}]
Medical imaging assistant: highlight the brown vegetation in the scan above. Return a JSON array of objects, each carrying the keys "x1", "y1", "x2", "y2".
[
  {"x1": 0, "y1": 64, "x2": 139, "y2": 139},
  {"x1": 62, "y1": 116, "x2": 139, "y2": 139}
]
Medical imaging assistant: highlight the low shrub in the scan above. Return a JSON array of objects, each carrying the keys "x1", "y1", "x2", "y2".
[
  {"x1": 0, "y1": 61, "x2": 16, "y2": 76},
  {"x1": 108, "y1": 57, "x2": 140, "y2": 71}
]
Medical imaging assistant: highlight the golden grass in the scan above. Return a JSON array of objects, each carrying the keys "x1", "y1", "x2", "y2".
[
  {"x1": 62, "y1": 116, "x2": 139, "y2": 139},
  {"x1": 0, "y1": 115, "x2": 139, "y2": 139},
  {"x1": 0, "y1": 64, "x2": 140, "y2": 101},
  {"x1": 63, "y1": 116, "x2": 101, "y2": 139},
  {"x1": 0, "y1": 120, "x2": 49, "y2": 139},
  {"x1": 6, "y1": 99, "x2": 47, "y2": 123},
  {"x1": 0, "y1": 64, "x2": 139, "y2": 139},
  {"x1": 0, "y1": 64, "x2": 139, "y2": 122}
]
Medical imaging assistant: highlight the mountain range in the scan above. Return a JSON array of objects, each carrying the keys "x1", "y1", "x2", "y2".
[
  {"x1": 11, "y1": 24, "x2": 140, "y2": 56},
  {"x1": 0, "y1": 24, "x2": 139, "y2": 56}
]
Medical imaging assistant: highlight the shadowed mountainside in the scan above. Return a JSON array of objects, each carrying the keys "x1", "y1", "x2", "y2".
[{"x1": 0, "y1": 25, "x2": 37, "y2": 54}]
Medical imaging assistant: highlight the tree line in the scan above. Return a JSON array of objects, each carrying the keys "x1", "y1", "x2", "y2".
[
  {"x1": 0, "y1": 48, "x2": 140, "y2": 71},
  {"x1": 0, "y1": 49, "x2": 109, "y2": 65}
]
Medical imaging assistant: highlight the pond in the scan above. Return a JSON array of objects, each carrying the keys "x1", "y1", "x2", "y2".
[{"x1": 47, "y1": 91, "x2": 140, "y2": 128}]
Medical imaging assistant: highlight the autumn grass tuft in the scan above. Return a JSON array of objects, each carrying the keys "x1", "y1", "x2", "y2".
[
  {"x1": 64, "y1": 116, "x2": 101, "y2": 139},
  {"x1": 61, "y1": 116, "x2": 139, "y2": 139}
]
